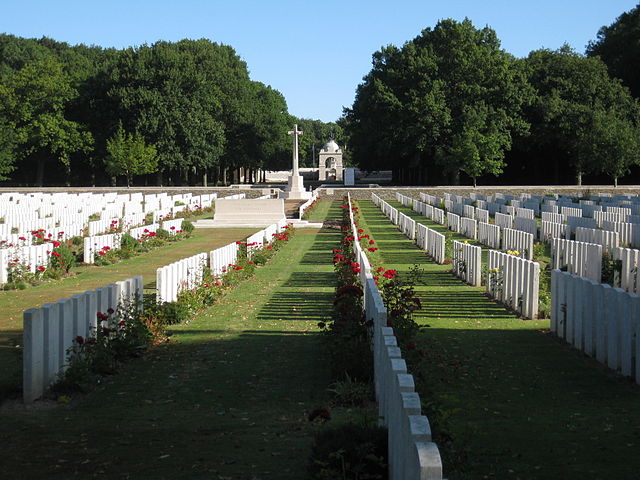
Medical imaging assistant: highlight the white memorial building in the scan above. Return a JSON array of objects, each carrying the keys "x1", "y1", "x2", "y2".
[{"x1": 318, "y1": 139, "x2": 344, "y2": 181}]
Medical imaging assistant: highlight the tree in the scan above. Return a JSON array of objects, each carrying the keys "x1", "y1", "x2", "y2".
[
  {"x1": 346, "y1": 19, "x2": 532, "y2": 185},
  {"x1": 105, "y1": 124, "x2": 157, "y2": 187},
  {"x1": 0, "y1": 54, "x2": 93, "y2": 185},
  {"x1": 0, "y1": 119, "x2": 17, "y2": 180},
  {"x1": 589, "y1": 109, "x2": 640, "y2": 186},
  {"x1": 524, "y1": 46, "x2": 640, "y2": 185},
  {"x1": 587, "y1": 4, "x2": 640, "y2": 98}
]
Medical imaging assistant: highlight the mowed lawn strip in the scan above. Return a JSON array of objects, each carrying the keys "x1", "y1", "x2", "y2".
[
  {"x1": 0, "y1": 228, "x2": 258, "y2": 394},
  {"x1": 0, "y1": 202, "x2": 339, "y2": 479},
  {"x1": 355, "y1": 199, "x2": 640, "y2": 480}
]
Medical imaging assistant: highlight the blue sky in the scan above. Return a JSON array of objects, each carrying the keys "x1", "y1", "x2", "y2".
[{"x1": 1, "y1": 1, "x2": 637, "y2": 122}]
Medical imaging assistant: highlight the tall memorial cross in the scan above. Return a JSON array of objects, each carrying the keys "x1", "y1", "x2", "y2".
[{"x1": 287, "y1": 124, "x2": 303, "y2": 176}]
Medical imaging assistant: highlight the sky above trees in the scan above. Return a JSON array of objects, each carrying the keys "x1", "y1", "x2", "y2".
[{"x1": 1, "y1": 0, "x2": 637, "y2": 122}]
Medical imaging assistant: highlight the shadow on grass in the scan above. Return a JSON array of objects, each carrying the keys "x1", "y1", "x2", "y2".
[
  {"x1": 282, "y1": 271, "x2": 336, "y2": 288},
  {"x1": 256, "y1": 290, "x2": 334, "y2": 322},
  {"x1": 379, "y1": 251, "x2": 429, "y2": 265},
  {"x1": 417, "y1": 290, "x2": 515, "y2": 320},
  {"x1": 299, "y1": 251, "x2": 333, "y2": 265},
  {"x1": 409, "y1": 325, "x2": 640, "y2": 480},
  {"x1": 0, "y1": 330, "x2": 331, "y2": 480}
]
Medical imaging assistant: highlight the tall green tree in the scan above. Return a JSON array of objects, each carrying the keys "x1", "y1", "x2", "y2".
[
  {"x1": 0, "y1": 54, "x2": 93, "y2": 185},
  {"x1": 105, "y1": 123, "x2": 157, "y2": 187},
  {"x1": 524, "y1": 46, "x2": 640, "y2": 185},
  {"x1": 587, "y1": 3, "x2": 640, "y2": 98},
  {"x1": 346, "y1": 19, "x2": 532, "y2": 185}
]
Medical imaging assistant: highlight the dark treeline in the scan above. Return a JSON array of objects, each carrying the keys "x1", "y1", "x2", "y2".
[
  {"x1": 0, "y1": 35, "x2": 342, "y2": 187},
  {"x1": 345, "y1": 5, "x2": 640, "y2": 186}
]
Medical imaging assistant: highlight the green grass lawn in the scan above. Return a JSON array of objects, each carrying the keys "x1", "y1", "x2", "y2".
[
  {"x1": 0, "y1": 228, "x2": 258, "y2": 397},
  {"x1": 0, "y1": 201, "x2": 341, "y2": 479},
  {"x1": 355, "y1": 198, "x2": 640, "y2": 480}
]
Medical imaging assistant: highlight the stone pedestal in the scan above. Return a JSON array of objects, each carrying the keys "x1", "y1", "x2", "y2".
[{"x1": 281, "y1": 174, "x2": 312, "y2": 200}]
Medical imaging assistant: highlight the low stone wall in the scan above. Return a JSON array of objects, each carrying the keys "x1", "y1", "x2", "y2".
[
  {"x1": 0, "y1": 186, "x2": 274, "y2": 199},
  {"x1": 317, "y1": 185, "x2": 640, "y2": 200}
]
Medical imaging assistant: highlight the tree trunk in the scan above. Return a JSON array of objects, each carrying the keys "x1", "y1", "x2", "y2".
[
  {"x1": 35, "y1": 158, "x2": 44, "y2": 187},
  {"x1": 614, "y1": 176, "x2": 618, "y2": 188},
  {"x1": 203, "y1": 171, "x2": 208, "y2": 187},
  {"x1": 156, "y1": 171, "x2": 163, "y2": 186},
  {"x1": 65, "y1": 164, "x2": 71, "y2": 187},
  {"x1": 450, "y1": 170, "x2": 460, "y2": 186},
  {"x1": 576, "y1": 169, "x2": 582, "y2": 186},
  {"x1": 473, "y1": 176, "x2": 477, "y2": 188}
]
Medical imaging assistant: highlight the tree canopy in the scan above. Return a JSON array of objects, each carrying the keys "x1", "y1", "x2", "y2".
[
  {"x1": 346, "y1": 19, "x2": 532, "y2": 185},
  {"x1": 105, "y1": 123, "x2": 158, "y2": 187},
  {"x1": 521, "y1": 46, "x2": 640, "y2": 185},
  {"x1": 587, "y1": 3, "x2": 640, "y2": 98},
  {"x1": 0, "y1": 35, "x2": 318, "y2": 186}
]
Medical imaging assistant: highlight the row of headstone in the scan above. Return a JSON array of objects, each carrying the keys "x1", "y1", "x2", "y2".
[
  {"x1": 413, "y1": 201, "x2": 446, "y2": 225},
  {"x1": 209, "y1": 242, "x2": 240, "y2": 277},
  {"x1": 601, "y1": 220, "x2": 640, "y2": 248},
  {"x1": 486, "y1": 250, "x2": 540, "y2": 319},
  {"x1": 613, "y1": 247, "x2": 640, "y2": 294},
  {"x1": 0, "y1": 192, "x2": 216, "y2": 244},
  {"x1": 128, "y1": 224, "x2": 160, "y2": 240},
  {"x1": 245, "y1": 219, "x2": 288, "y2": 257},
  {"x1": 446, "y1": 212, "x2": 460, "y2": 233},
  {"x1": 502, "y1": 228, "x2": 534, "y2": 260},
  {"x1": 575, "y1": 227, "x2": 619, "y2": 252},
  {"x1": 298, "y1": 191, "x2": 319, "y2": 219},
  {"x1": 0, "y1": 243, "x2": 51, "y2": 283},
  {"x1": 156, "y1": 253, "x2": 208, "y2": 303},
  {"x1": 83, "y1": 233, "x2": 123, "y2": 264},
  {"x1": 354, "y1": 194, "x2": 444, "y2": 479},
  {"x1": 22, "y1": 276, "x2": 143, "y2": 403},
  {"x1": 398, "y1": 212, "x2": 417, "y2": 240},
  {"x1": 452, "y1": 241, "x2": 482, "y2": 286},
  {"x1": 161, "y1": 218, "x2": 184, "y2": 235},
  {"x1": 396, "y1": 192, "x2": 413, "y2": 208},
  {"x1": 459, "y1": 217, "x2": 477, "y2": 240},
  {"x1": 551, "y1": 270, "x2": 640, "y2": 385},
  {"x1": 416, "y1": 224, "x2": 446, "y2": 264},
  {"x1": 551, "y1": 238, "x2": 603, "y2": 283},
  {"x1": 478, "y1": 222, "x2": 501, "y2": 249}
]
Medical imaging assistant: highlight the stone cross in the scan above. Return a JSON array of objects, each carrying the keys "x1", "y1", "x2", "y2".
[{"x1": 288, "y1": 124, "x2": 303, "y2": 176}]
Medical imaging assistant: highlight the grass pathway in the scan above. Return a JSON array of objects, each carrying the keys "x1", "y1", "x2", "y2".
[
  {"x1": 356, "y1": 199, "x2": 640, "y2": 480},
  {"x1": 0, "y1": 228, "x2": 259, "y2": 394},
  {"x1": 0, "y1": 201, "x2": 339, "y2": 479}
]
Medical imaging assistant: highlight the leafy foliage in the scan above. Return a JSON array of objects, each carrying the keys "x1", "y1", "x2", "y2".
[
  {"x1": 587, "y1": 4, "x2": 640, "y2": 98},
  {"x1": 522, "y1": 46, "x2": 640, "y2": 185},
  {"x1": 105, "y1": 123, "x2": 157, "y2": 186},
  {"x1": 346, "y1": 18, "x2": 532, "y2": 185}
]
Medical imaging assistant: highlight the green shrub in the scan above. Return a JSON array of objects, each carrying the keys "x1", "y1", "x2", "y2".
[
  {"x1": 328, "y1": 374, "x2": 372, "y2": 407},
  {"x1": 120, "y1": 233, "x2": 139, "y2": 251},
  {"x1": 181, "y1": 220, "x2": 194, "y2": 234},
  {"x1": 143, "y1": 297, "x2": 191, "y2": 325},
  {"x1": 50, "y1": 245, "x2": 75, "y2": 273},
  {"x1": 156, "y1": 228, "x2": 171, "y2": 240}
]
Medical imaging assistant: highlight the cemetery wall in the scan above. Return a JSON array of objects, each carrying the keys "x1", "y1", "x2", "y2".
[
  {"x1": 317, "y1": 186, "x2": 640, "y2": 200},
  {"x1": 0, "y1": 186, "x2": 272, "y2": 199}
]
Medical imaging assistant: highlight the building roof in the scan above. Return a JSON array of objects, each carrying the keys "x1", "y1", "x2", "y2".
[{"x1": 321, "y1": 139, "x2": 341, "y2": 153}]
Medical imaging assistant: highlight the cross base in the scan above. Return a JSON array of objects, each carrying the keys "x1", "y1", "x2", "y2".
[{"x1": 281, "y1": 174, "x2": 312, "y2": 200}]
